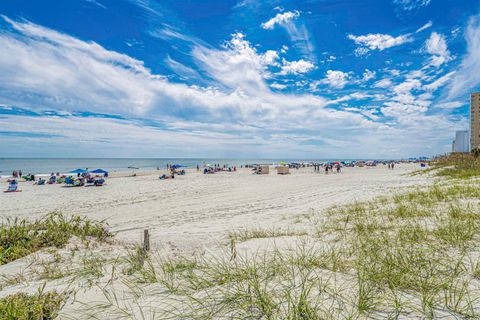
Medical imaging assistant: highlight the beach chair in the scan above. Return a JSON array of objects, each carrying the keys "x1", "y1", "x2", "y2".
[{"x1": 94, "y1": 178, "x2": 105, "y2": 186}]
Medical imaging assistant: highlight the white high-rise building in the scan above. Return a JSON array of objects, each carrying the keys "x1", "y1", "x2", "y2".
[{"x1": 454, "y1": 130, "x2": 469, "y2": 153}]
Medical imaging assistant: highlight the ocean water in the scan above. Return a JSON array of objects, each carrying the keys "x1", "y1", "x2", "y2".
[{"x1": 0, "y1": 158, "x2": 327, "y2": 176}]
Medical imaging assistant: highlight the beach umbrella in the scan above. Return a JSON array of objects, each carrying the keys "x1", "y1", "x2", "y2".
[
  {"x1": 91, "y1": 169, "x2": 108, "y2": 174},
  {"x1": 70, "y1": 169, "x2": 88, "y2": 174},
  {"x1": 280, "y1": 162, "x2": 286, "y2": 165}
]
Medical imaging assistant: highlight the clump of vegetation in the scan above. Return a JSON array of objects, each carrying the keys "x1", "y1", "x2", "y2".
[
  {"x1": 0, "y1": 288, "x2": 65, "y2": 320},
  {"x1": 229, "y1": 228, "x2": 307, "y2": 242},
  {"x1": 0, "y1": 212, "x2": 111, "y2": 264},
  {"x1": 433, "y1": 152, "x2": 480, "y2": 179}
]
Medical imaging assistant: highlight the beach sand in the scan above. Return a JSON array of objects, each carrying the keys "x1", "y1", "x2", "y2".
[
  {"x1": 0, "y1": 163, "x2": 434, "y2": 318},
  {"x1": 0, "y1": 164, "x2": 428, "y2": 254}
]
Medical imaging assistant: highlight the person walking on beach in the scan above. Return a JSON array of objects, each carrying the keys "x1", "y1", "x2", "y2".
[
  {"x1": 388, "y1": 163, "x2": 391, "y2": 170},
  {"x1": 196, "y1": 165, "x2": 199, "y2": 171},
  {"x1": 336, "y1": 164, "x2": 341, "y2": 174},
  {"x1": 391, "y1": 162, "x2": 395, "y2": 170},
  {"x1": 325, "y1": 166, "x2": 329, "y2": 174}
]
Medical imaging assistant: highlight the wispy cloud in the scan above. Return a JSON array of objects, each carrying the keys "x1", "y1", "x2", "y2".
[
  {"x1": 448, "y1": 15, "x2": 480, "y2": 99},
  {"x1": 261, "y1": 10, "x2": 316, "y2": 62},
  {"x1": 416, "y1": 21, "x2": 433, "y2": 33},
  {"x1": 393, "y1": 0, "x2": 431, "y2": 11}
]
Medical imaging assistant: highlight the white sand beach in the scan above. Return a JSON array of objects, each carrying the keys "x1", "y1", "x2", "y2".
[
  {"x1": 0, "y1": 163, "x2": 440, "y2": 318},
  {"x1": 0, "y1": 164, "x2": 428, "y2": 253}
]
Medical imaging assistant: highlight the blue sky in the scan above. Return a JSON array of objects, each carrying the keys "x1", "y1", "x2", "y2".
[{"x1": 0, "y1": 0, "x2": 479, "y2": 158}]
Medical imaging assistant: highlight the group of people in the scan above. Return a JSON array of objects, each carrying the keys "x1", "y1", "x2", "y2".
[
  {"x1": 11, "y1": 170, "x2": 23, "y2": 178},
  {"x1": 159, "y1": 166, "x2": 187, "y2": 180},
  {"x1": 12, "y1": 170, "x2": 36, "y2": 181},
  {"x1": 387, "y1": 162, "x2": 395, "y2": 170},
  {"x1": 4, "y1": 170, "x2": 107, "y2": 192},
  {"x1": 313, "y1": 163, "x2": 341, "y2": 174},
  {"x1": 203, "y1": 164, "x2": 237, "y2": 174}
]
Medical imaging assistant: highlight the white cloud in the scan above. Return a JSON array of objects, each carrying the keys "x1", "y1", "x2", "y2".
[
  {"x1": 393, "y1": 0, "x2": 431, "y2": 11},
  {"x1": 192, "y1": 32, "x2": 271, "y2": 92},
  {"x1": 393, "y1": 79, "x2": 422, "y2": 95},
  {"x1": 354, "y1": 47, "x2": 370, "y2": 57},
  {"x1": 261, "y1": 10, "x2": 300, "y2": 30},
  {"x1": 362, "y1": 69, "x2": 376, "y2": 82},
  {"x1": 374, "y1": 78, "x2": 393, "y2": 88},
  {"x1": 416, "y1": 21, "x2": 433, "y2": 33},
  {"x1": 423, "y1": 71, "x2": 455, "y2": 91},
  {"x1": 437, "y1": 101, "x2": 464, "y2": 109},
  {"x1": 278, "y1": 59, "x2": 315, "y2": 75},
  {"x1": 261, "y1": 50, "x2": 280, "y2": 66},
  {"x1": 424, "y1": 32, "x2": 452, "y2": 67},
  {"x1": 165, "y1": 55, "x2": 202, "y2": 80},
  {"x1": 381, "y1": 101, "x2": 427, "y2": 117},
  {"x1": 270, "y1": 83, "x2": 287, "y2": 90},
  {"x1": 324, "y1": 70, "x2": 350, "y2": 89},
  {"x1": 261, "y1": 10, "x2": 315, "y2": 61},
  {"x1": 348, "y1": 33, "x2": 412, "y2": 53}
]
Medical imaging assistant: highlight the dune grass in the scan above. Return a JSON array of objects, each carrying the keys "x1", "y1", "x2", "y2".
[
  {"x1": 0, "y1": 288, "x2": 65, "y2": 320},
  {"x1": 229, "y1": 228, "x2": 308, "y2": 242},
  {"x1": 0, "y1": 212, "x2": 111, "y2": 264},
  {"x1": 433, "y1": 153, "x2": 480, "y2": 179}
]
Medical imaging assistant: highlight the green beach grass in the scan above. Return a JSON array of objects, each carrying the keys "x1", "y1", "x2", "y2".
[
  {"x1": 0, "y1": 287, "x2": 65, "y2": 320},
  {"x1": 0, "y1": 212, "x2": 111, "y2": 265}
]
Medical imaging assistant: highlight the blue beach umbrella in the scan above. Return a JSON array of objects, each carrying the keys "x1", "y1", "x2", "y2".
[
  {"x1": 69, "y1": 169, "x2": 88, "y2": 174},
  {"x1": 91, "y1": 169, "x2": 108, "y2": 174}
]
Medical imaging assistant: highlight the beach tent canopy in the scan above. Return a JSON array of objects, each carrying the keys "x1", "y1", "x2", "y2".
[
  {"x1": 69, "y1": 169, "x2": 88, "y2": 174},
  {"x1": 91, "y1": 169, "x2": 108, "y2": 174}
]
